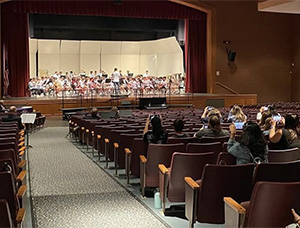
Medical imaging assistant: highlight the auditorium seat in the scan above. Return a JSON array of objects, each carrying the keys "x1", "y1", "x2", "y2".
[
  {"x1": 216, "y1": 152, "x2": 236, "y2": 165},
  {"x1": 0, "y1": 199, "x2": 13, "y2": 228},
  {"x1": 0, "y1": 172, "x2": 26, "y2": 227},
  {"x1": 186, "y1": 142, "x2": 222, "y2": 153},
  {"x1": 268, "y1": 148, "x2": 300, "y2": 162},
  {"x1": 252, "y1": 160, "x2": 300, "y2": 184},
  {"x1": 185, "y1": 164, "x2": 254, "y2": 225},
  {"x1": 158, "y1": 152, "x2": 214, "y2": 212},
  {"x1": 200, "y1": 136, "x2": 229, "y2": 145},
  {"x1": 167, "y1": 137, "x2": 198, "y2": 149},
  {"x1": 113, "y1": 133, "x2": 142, "y2": 177},
  {"x1": 140, "y1": 143, "x2": 185, "y2": 197},
  {"x1": 224, "y1": 181, "x2": 300, "y2": 227},
  {"x1": 126, "y1": 138, "x2": 148, "y2": 179}
]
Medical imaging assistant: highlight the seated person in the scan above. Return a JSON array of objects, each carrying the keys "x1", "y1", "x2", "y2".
[
  {"x1": 172, "y1": 119, "x2": 189, "y2": 138},
  {"x1": 83, "y1": 107, "x2": 99, "y2": 120},
  {"x1": 201, "y1": 106, "x2": 223, "y2": 124},
  {"x1": 143, "y1": 115, "x2": 168, "y2": 144},
  {"x1": 269, "y1": 114, "x2": 300, "y2": 149},
  {"x1": 227, "y1": 121, "x2": 268, "y2": 164},
  {"x1": 256, "y1": 106, "x2": 267, "y2": 122},
  {"x1": 194, "y1": 115, "x2": 229, "y2": 139},
  {"x1": 111, "y1": 106, "x2": 120, "y2": 119},
  {"x1": 1, "y1": 106, "x2": 24, "y2": 130},
  {"x1": 0, "y1": 100, "x2": 7, "y2": 113},
  {"x1": 262, "y1": 117, "x2": 272, "y2": 136},
  {"x1": 227, "y1": 104, "x2": 247, "y2": 123}
]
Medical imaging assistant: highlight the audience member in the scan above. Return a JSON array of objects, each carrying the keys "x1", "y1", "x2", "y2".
[
  {"x1": 194, "y1": 115, "x2": 229, "y2": 139},
  {"x1": 143, "y1": 115, "x2": 168, "y2": 144},
  {"x1": 83, "y1": 107, "x2": 99, "y2": 120},
  {"x1": 227, "y1": 104, "x2": 247, "y2": 123},
  {"x1": 172, "y1": 119, "x2": 189, "y2": 138},
  {"x1": 269, "y1": 114, "x2": 300, "y2": 149},
  {"x1": 1, "y1": 106, "x2": 24, "y2": 130},
  {"x1": 111, "y1": 106, "x2": 120, "y2": 119},
  {"x1": 0, "y1": 100, "x2": 6, "y2": 113},
  {"x1": 256, "y1": 106, "x2": 267, "y2": 122},
  {"x1": 262, "y1": 117, "x2": 272, "y2": 136},
  {"x1": 201, "y1": 106, "x2": 223, "y2": 124},
  {"x1": 227, "y1": 121, "x2": 268, "y2": 164}
]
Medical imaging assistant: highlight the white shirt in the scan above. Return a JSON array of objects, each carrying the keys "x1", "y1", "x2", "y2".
[{"x1": 112, "y1": 71, "x2": 120, "y2": 83}]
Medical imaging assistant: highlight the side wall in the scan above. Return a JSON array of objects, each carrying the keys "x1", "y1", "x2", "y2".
[
  {"x1": 291, "y1": 15, "x2": 300, "y2": 101},
  {"x1": 209, "y1": 1, "x2": 292, "y2": 103}
]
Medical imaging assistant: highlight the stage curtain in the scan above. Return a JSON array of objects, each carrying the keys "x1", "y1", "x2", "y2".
[
  {"x1": 2, "y1": 11, "x2": 29, "y2": 97},
  {"x1": 185, "y1": 18, "x2": 207, "y2": 93},
  {"x1": 3, "y1": 1, "x2": 205, "y2": 20}
]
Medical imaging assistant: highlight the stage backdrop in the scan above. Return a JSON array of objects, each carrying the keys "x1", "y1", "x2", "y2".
[{"x1": 29, "y1": 37, "x2": 184, "y2": 77}]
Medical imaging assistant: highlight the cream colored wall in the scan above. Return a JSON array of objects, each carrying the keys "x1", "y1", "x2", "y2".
[{"x1": 30, "y1": 37, "x2": 184, "y2": 77}]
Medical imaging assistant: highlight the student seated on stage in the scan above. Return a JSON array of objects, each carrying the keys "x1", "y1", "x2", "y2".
[
  {"x1": 83, "y1": 107, "x2": 100, "y2": 120},
  {"x1": 1, "y1": 106, "x2": 24, "y2": 130},
  {"x1": 194, "y1": 115, "x2": 229, "y2": 139},
  {"x1": 143, "y1": 115, "x2": 168, "y2": 144},
  {"x1": 172, "y1": 119, "x2": 189, "y2": 138}
]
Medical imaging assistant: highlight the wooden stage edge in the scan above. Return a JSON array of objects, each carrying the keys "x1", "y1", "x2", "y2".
[{"x1": 3, "y1": 93, "x2": 257, "y2": 116}]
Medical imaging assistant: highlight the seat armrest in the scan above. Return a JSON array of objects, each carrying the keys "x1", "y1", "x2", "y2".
[
  {"x1": 114, "y1": 143, "x2": 119, "y2": 176},
  {"x1": 224, "y1": 197, "x2": 246, "y2": 228},
  {"x1": 158, "y1": 164, "x2": 169, "y2": 213},
  {"x1": 17, "y1": 170, "x2": 27, "y2": 182},
  {"x1": 185, "y1": 177, "x2": 200, "y2": 228},
  {"x1": 125, "y1": 148, "x2": 132, "y2": 185},
  {"x1": 17, "y1": 185, "x2": 27, "y2": 198},
  {"x1": 18, "y1": 160, "x2": 26, "y2": 169},
  {"x1": 18, "y1": 141, "x2": 25, "y2": 147},
  {"x1": 19, "y1": 150, "x2": 25, "y2": 157},
  {"x1": 16, "y1": 208, "x2": 26, "y2": 224},
  {"x1": 140, "y1": 155, "x2": 147, "y2": 197}
]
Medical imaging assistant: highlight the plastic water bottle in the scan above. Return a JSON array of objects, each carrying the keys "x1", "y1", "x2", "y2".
[{"x1": 154, "y1": 189, "x2": 162, "y2": 209}]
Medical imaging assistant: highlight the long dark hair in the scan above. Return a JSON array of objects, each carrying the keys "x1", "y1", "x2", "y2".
[
  {"x1": 285, "y1": 114, "x2": 300, "y2": 135},
  {"x1": 151, "y1": 116, "x2": 165, "y2": 138},
  {"x1": 240, "y1": 121, "x2": 267, "y2": 159}
]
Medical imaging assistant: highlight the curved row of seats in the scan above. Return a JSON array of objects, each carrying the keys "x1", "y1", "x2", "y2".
[
  {"x1": 70, "y1": 108, "x2": 300, "y2": 227},
  {"x1": 0, "y1": 121, "x2": 27, "y2": 228}
]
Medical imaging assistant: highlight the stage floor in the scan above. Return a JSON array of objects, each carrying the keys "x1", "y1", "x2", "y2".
[{"x1": 3, "y1": 93, "x2": 257, "y2": 115}]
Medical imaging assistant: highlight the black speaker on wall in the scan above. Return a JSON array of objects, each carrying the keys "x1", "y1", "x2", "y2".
[{"x1": 228, "y1": 50, "x2": 236, "y2": 62}]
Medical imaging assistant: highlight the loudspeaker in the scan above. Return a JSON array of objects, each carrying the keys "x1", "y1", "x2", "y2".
[{"x1": 228, "y1": 51, "x2": 236, "y2": 62}]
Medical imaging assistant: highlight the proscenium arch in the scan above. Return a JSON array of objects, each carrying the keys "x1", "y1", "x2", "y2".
[{"x1": 0, "y1": 0, "x2": 215, "y2": 97}]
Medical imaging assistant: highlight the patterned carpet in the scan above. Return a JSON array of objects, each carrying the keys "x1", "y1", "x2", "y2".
[{"x1": 29, "y1": 127, "x2": 169, "y2": 228}]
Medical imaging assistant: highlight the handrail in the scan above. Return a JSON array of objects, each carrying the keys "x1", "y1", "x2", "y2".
[{"x1": 215, "y1": 82, "x2": 239, "y2": 95}]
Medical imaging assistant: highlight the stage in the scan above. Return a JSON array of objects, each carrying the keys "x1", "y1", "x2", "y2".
[{"x1": 3, "y1": 93, "x2": 257, "y2": 116}]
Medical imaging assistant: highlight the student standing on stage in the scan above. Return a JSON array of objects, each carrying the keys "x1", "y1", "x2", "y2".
[{"x1": 112, "y1": 67, "x2": 120, "y2": 94}]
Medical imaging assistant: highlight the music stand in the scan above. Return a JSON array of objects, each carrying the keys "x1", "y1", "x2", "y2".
[{"x1": 21, "y1": 113, "x2": 36, "y2": 150}]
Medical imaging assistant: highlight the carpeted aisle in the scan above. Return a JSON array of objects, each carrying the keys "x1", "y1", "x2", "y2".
[{"x1": 29, "y1": 127, "x2": 168, "y2": 228}]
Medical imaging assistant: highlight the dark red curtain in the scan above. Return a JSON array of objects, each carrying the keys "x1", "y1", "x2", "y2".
[
  {"x1": 2, "y1": 11, "x2": 29, "y2": 97},
  {"x1": 185, "y1": 18, "x2": 207, "y2": 93},
  {"x1": 2, "y1": 0, "x2": 206, "y2": 97}
]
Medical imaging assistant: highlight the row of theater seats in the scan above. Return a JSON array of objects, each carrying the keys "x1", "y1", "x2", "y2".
[
  {"x1": 0, "y1": 122, "x2": 27, "y2": 228},
  {"x1": 70, "y1": 109, "x2": 300, "y2": 227}
]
